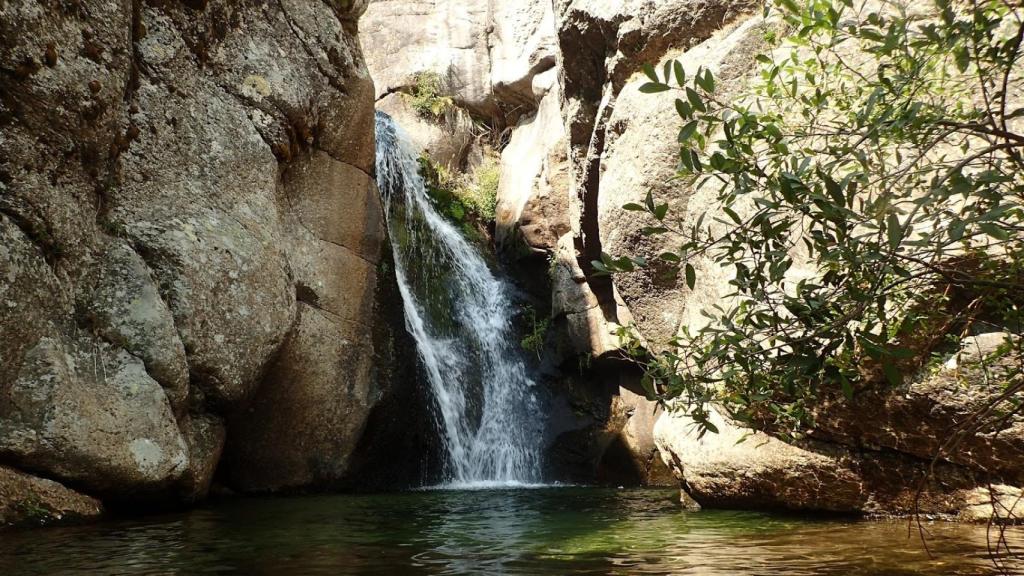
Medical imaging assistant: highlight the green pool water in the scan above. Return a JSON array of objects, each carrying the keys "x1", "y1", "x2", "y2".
[{"x1": 0, "y1": 487, "x2": 1019, "y2": 575}]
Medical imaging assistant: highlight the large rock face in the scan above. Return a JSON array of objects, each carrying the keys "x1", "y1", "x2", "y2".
[
  {"x1": 1, "y1": 0, "x2": 394, "y2": 514},
  {"x1": 598, "y1": 15, "x2": 769, "y2": 344},
  {"x1": 361, "y1": 0, "x2": 495, "y2": 115}
]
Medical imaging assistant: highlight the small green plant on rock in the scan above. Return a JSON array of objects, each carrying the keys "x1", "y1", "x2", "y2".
[
  {"x1": 460, "y1": 156, "x2": 500, "y2": 221},
  {"x1": 407, "y1": 71, "x2": 454, "y2": 119},
  {"x1": 14, "y1": 498, "x2": 53, "y2": 525},
  {"x1": 521, "y1": 305, "x2": 550, "y2": 359},
  {"x1": 418, "y1": 154, "x2": 500, "y2": 226}
]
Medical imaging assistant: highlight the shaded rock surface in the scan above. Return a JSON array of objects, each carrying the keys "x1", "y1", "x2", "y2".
[
  {"x1": 1, "y1": 0, "x2": 399, "y2": 518},
  {"x1": 654, "y1": 406, "x2": 1005, "y2": 517}
]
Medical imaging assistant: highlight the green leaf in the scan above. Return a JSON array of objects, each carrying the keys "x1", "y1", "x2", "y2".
[
  {"x1": 642, "y1": 226, "x2": 669, "y2": 235},
  {"x1": 820, "y1": 170, "x2": 844, "y2": 206},
  {"x1": 640, "y1": 82, "x2": 670, "y2": 93},
  {"x1": 954, "y1": 47, "x2": 970, "y2": 72},
  {"x1": 979, "y1": 223, "x2": 1009, "y2": 240},
  {"x1": 642, "y1": 63, "x2": 658, "y2": 83},
  {"x1": 885, "y1": 347, "x2": 916, "y2": 359},
  {"x1": 623, "y1": 203, "x2": 646, "y2": 211},
  {"x1": 881, "y1": 359, "x2": 903, "y2": 387},
  {"x1": 723, "y1": 206, "x2": 742, "y2": 224},
  {"x1": 778, "y1": 0, "x2": 799, "y2": 14},
  {"x1": 685, "y1": 263, "x2": 696, "y2": 289},
  {"x1": 689, "y1": 149, "x2": 703, "y2": 173},
  {"x1": 949, "y1": 218, "x2": 965, "y2": 241},
  {"x1": 886, "y1": 213, "x2": 902, "y2": 250},
  {"x1": 840, "y1": 375, "x2": 854, "y2": 400},
  {"x1": 696, "y1": 68, "x2": 716, "y2": 93},
  {"x1": 686, "y1": 87, "x2": 706, "y2": 112},
  {"x1": 639, "y1": 374, "x2": 656, "y2": 399},
  {"x1": 702, "y1": 418, "x2": 719, "y2": 434},
  {"x1": 675, "y1": 99, "x2": 692, "y2": 119},
  {"x1": 654, "y1": 204, "x2": 669, "y2": 220},
  {"x1": 660, "y1": 252, "x2": 681, "y2": 262},
  {"x1": 673, "y1": 60, "x2": 686, "y2": 86},
  {"x1": 678, "y1": 120, "x2": 699, "y2": 142}
]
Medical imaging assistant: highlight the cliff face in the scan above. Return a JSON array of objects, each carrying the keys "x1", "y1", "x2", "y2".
[
  {"x1": 361, "y1": 0, "x2": 1024, "y2": 519},
  {"x1": 0, "y1": 0, "x2": 395, "y2": 524}
]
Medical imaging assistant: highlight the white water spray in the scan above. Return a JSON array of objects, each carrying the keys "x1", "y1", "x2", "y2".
[{"x1": 375, "y1": 112, "x2": 542, "y2": 487}]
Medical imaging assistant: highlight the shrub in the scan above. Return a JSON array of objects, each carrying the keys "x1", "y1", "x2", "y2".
[
  {"x1": 599, "y1": 0, "x2": 1024, "y2": 437},
  {"x1": 459, "y1": 156, "x2": 500, "y2": 221}
]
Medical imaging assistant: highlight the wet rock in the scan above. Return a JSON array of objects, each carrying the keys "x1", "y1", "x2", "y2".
[
  {"x1": 597, "y1": 388, "x2": 675, "y2": 486},
  {"x1": 0, "y1": 466, "x2": 103, "y2": 528},
  {"x1": 178, "y1": 412, "x2": 226, "y2": 502}
]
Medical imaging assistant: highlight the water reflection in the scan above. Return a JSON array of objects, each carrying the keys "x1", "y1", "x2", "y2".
[{"x1": 0, "y1": 488, "x2": 1020, "y2": 575}]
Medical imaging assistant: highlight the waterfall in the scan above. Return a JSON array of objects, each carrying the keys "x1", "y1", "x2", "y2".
[{"x1": 374, "y1": 112, "x2": 542, "y2": 487}]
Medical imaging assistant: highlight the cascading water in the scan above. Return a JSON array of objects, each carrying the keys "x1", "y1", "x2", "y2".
[{"x1": 375, "y1": 111, "x2": 542, "y2": 487}]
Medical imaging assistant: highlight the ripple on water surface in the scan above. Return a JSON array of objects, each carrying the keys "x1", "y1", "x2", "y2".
[{"x1": 0, "y1": 488, "x2": 1020, "y2": 575}]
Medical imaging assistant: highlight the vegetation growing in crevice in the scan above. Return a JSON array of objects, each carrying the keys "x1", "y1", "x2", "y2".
[
  {"x1": 520, "y1": 304, "x2": 551, "y2": 359},
  {"x1": 418, "y1": 153, "x2": 500, "y2": 246},
  {"x1": 12, "y1": 498, "x2": 56, "y2": 526},
  {"x1": 406, "y1": 71, "x2": 455, "y2": 119}
]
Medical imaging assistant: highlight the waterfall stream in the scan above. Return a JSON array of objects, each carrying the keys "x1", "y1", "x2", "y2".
[{"x1": 375, "y1": 112, "x2": 542, "y2": 487}]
